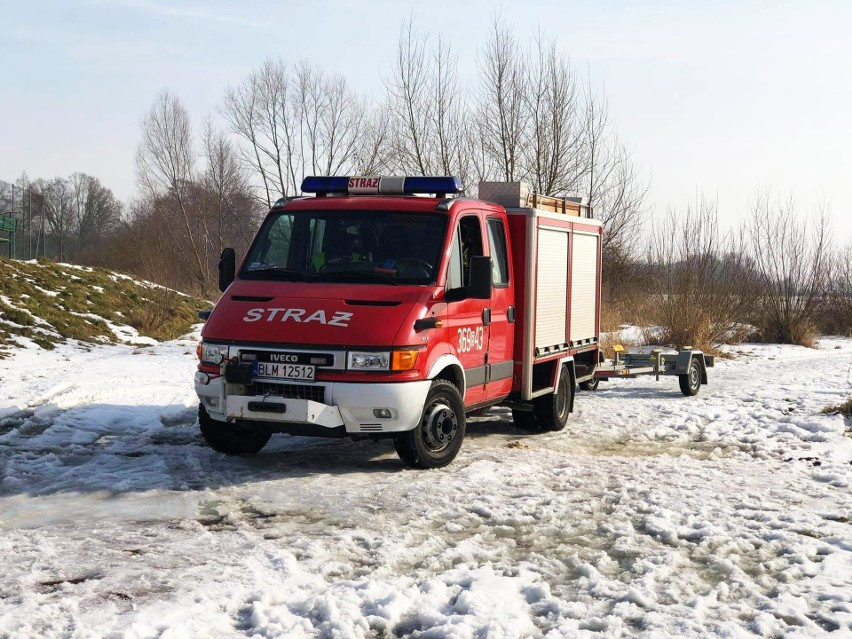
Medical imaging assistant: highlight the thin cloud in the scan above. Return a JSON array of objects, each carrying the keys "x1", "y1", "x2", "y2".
[{"x1": 98, "y1": 0, "x2": 276, "y2": 32}]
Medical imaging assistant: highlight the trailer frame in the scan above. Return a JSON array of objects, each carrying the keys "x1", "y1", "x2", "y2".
[{"x1": 589, "y1": 346, "x2": 715, "y2": 396}]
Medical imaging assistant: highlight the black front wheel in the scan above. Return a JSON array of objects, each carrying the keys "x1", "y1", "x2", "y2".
[
  {"x1": 198, "y1": 404, "x2": 271, "y2": 455},
  {"x1": 394, "y1": 380, "x2": 465, "y2": 469},
  {"x1": 679, "y1": 358, "x2": 702, "y2": 396}
]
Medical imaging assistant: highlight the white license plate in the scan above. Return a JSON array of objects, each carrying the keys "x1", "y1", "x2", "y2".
[{"x1": 253, "y1": 362, "x2": 315, "y2": 382}]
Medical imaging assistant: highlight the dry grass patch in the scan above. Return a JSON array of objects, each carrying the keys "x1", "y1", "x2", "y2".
[{"x1": 822, "y1": 397, "x2": 852, "y2": 417}]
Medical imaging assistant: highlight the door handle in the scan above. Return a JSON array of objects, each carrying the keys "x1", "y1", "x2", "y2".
[
  {"x1": 507, "y1": 306, "x2": 516, "y2": 323},
  {"x1": 482, "y1": 307, "x2": 492, "y2": 326}
]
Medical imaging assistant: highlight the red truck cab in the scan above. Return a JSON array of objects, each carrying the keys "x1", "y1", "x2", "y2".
[{"x1": 195, "y1": 176, "x2": 601, "y2": 468}]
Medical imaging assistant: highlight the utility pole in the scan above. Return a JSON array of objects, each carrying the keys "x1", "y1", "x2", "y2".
[{"x1": 27, "y1": 184, "x2": 32, "y2": 260}]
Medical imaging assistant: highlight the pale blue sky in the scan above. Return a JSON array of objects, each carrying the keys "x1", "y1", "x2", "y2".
[{"x1": 2, "y1": 0, "x2": 850, "y2": 238}]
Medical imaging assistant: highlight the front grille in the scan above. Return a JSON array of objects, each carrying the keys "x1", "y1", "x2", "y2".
[
  {"x1": 238, "y1": 349, "x2": 338, "y2": 369},
  {"x1": 247, "y1": 382, "x2": 326, "y2": 403}
]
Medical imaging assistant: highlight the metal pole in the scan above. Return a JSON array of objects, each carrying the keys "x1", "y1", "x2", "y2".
[
  {"x1": 40, "y1": 193, "x2": 45, "y2": 259},
  {"x1": 27, "y1": 185, "x2": 32, "y2": 260},
  {"x1": 12, "y1": 183, "x2": 17, "y2": 259}
]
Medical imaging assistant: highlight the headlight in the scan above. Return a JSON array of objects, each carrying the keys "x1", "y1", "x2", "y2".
[
  {"x1": 347, "y1": 350, "x2": 419, "y2": 371},
  {"x1": 200, "y1": 342, "x2": 229, "y2": 365},
  {"x1": 348, "y1": 351, "x2": 390, "y2": 370}
]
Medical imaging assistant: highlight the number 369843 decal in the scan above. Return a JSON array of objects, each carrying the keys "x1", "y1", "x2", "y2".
[{"x1": 457, "y1": 326, "x2": 485, "y2": 353}]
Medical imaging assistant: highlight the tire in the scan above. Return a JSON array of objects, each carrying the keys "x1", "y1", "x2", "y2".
[
  {"x1": 198, "y1": 404, "x2": 271, "y2": 455},
  {"x1": 511, "y1": 408, "x2": 540, "y2": 431},
  {"x1": 394, "y1": 379, "x2": 465, "y2": 469},
  {"x1": 679, "y1": 358, "x2": 702, "y2": 396},
  {"x1": 579, "y1": 377, "x2": 599, "y2": 391},
  {"x1": 533, "y1": 366, "x2": 572, "y2": 431}
]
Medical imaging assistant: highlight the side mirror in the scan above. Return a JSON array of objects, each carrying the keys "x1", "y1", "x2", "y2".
[
  {"x1": 444, "y1": 256, "x2": 494, "y2": 302},
  {"x1": 218, "y1": 248, "x2": 236, "y2": 292},
  {"x1": 468, "y1": 256, "x2": 493, "y2": 300}
]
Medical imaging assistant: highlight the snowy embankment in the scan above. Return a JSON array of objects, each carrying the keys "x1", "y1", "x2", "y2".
[
  {"x1": 0, "y1": 258, "x2": 205, "y2": 353},
  {"x1": 1, "y1": 335, "x2": 851, "y2": 638}
]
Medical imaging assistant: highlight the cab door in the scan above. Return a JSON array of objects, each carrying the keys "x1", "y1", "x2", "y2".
[
  {"x1": 484, "y1": 215, "x2": 515, "y2": 400},
  {"x1": 445, "y1": 214, "x2": 489, "y2": 406}
]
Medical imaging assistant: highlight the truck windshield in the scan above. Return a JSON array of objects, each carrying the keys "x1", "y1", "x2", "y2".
[{"x1": 242, "y1": 210, "x2": 447, "y2": 285}]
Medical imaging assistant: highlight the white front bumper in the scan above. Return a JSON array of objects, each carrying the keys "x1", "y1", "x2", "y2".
[{"x1": 195, "y1": 376, "x2": 430, "y2": 434}]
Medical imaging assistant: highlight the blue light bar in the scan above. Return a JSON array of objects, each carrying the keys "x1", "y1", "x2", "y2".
[
  {"x1": 300, "y1": 176, "x2": 463, "y2": 196},
  {"x1": 301, "y1": 176, "x2": 350, "y2": 194},
  {"x1": 404, "y1": 176, "x2": 463, "y2": 195}
]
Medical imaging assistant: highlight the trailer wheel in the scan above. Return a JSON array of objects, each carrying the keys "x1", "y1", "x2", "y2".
[
  {"x1": 679, "y1": 358, "x2": 702, "y2": 396},
  {"x1": 394, "y1": 379, "x2": 465, "y2": 469},
  {"x1": 579, "y1": 377, "x2": 599, "y2": 391},
  {"x1": 534, "y1": 366, "x2": 572, "y2": 431},
  {"x1": 198, "y1": 404, "x2": 271, "y2": 455},
  {"x1": 511, "y1": 408, "x2": 540, "y2": 431}
]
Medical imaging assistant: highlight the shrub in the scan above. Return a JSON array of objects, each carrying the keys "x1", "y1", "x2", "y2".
[
  {"x1": 746, "y1": 194, "x2": 831, "y2": 347},
  {"x1": 645, "y1": 197, "x2": 756, "y2": 354},
  {"x1": 816, "y1": 245, "x2": 852, "y2": 337}
]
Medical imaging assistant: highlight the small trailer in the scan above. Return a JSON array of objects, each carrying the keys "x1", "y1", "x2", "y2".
[{"x1": 581, "y1": 346, "x2": 715, "y2": 396}]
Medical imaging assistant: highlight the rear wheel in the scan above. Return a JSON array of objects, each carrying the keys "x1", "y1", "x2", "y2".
[
  {"x1": 679, "y1": 358, "x2": 702, "y2": 396},
  {"x1": 394, "y1": 380, "x2": 465, "y2": 469},
  {"x1": 579, "y1": 377, "x2": 599, "y2": 391},
  {"x1": 511, "y1": 408, "x2": 540, "y2": 431},
  {"x1": 198, "y1": 404, "x2": 271, "y2": 455},
  {"x1": 533, "y1": 366, "x2": 573, "y2": 431}
]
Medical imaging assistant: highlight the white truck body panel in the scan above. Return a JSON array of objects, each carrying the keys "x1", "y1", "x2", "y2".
[
  {"x1": 569, "y1": 232, "x2": 599, "y2": 343},
  {"x1": 535, "y1": 227, "x2": 570, "y2": 351}
]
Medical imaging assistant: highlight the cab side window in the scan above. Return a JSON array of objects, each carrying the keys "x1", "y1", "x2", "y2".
[
  {"x1": 487, "y1": 218, "x2": 509, "y2": 286},
  {"x1": 447, "y1": 215, "x2": 483, "y2": 290}
]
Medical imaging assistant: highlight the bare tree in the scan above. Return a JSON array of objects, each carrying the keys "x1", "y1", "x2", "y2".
[
  {"x1": 385, "y1": 18, "x2": 434, "y2": 175},
  {"x1": 579, "y1": 90, "x2": 648, "y2": 287},
  {"x1": 69, "y1": 173, "x2": 123, "y2": 261},
  {"x1": 648, "y1": 196, "x2": 757, "y2": 350},
  {"x1": 352, "y1": 104, "x2": 392, "y2": 175},
  {"x1": 32, "y1": 177, "x2": 73, "y2": 261},
  {"x1": 819, "y1": 245, "x2": 852, "y2": 336},
  {"x1": 384, "y1": 19, "x2": 473, "y2": 185},
  {"x1": 223, "y1": 59, "x2": 296, "y2": 204},
  {"x1": 130, "y1": 92, "x2": 266, "y2": 294},
  {"x1": 202, "y1": 120, "x2": 258, "y2": 250},
  {"x1": 429, "y1": 34, "x2": 472, "y2": 182},
  {"x1": 476, "y1": 17, "x2": 528, "y2": 182},
  {"x1": 747, "y1": 192, "x2": 831, "y2": 345},
  {"x1": 137, "y1": 90, "x2": 213, "y2": 294},
  {"x1": 522, "y1": 33, "x2": 584, "y2": 196},
  {"x1": 225, "y1": 58, "x2": 370, "y2": 203},
  {"x1": 295, "y1": 62, "x2": 367, "y2": 177}
]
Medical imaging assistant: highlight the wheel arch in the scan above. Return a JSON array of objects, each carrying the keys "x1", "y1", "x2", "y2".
[
  {"x1": 553, "y1": 356, "x2": 576, "y2": 413},
  {"x1": 427, "y1": 354, "x2": 466, "y2": 398},
  {"x1": 697, "y1": 354, "x2": 709, "y2": 385},
  {"x1": 677, "y1": 350, "x2": 709, "y2": 385}
]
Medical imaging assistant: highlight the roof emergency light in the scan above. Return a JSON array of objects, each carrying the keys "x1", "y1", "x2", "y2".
[{"x1": 301, "y1": 176, "x2": 463, "y2": 197}]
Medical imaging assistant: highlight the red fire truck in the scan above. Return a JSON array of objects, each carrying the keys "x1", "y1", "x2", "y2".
[{"x1": 195, "y1": 176, "x2": 700, "y2": 468}]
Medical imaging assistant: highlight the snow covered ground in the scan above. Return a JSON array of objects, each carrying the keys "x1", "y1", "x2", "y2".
[{"x1": 1, "y1": 333, "x2": 851, "y2": 638}]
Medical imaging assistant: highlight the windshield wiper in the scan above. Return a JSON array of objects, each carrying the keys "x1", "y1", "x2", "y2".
[
  {"x1": 242, "y1": 266, "x2": 308, "y2": 281},
  {"x1": 311, "y1": 270, "x2": 399, "y2": 285}
]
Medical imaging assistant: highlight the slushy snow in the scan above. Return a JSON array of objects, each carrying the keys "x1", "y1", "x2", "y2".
[{"x1": 1, "y1": 333, "x2": 851, "y2": 637}]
